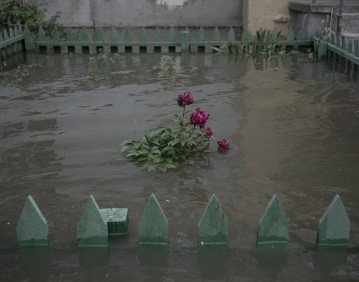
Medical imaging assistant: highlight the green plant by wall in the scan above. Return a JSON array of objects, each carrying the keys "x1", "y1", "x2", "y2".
[{"x1": 0, "y1": 0, "x2": 58, "y2": 31}]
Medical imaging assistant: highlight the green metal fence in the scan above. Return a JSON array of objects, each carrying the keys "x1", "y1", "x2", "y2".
[
  {"x1": 22, "y1": 25, "x2": 313, "y2": 54},
  {"x1": 0, "y1": 26, "x2": 25, "y2": 66},
  {"x1": 17, "y1": 192, "x2": 351, "y2": 248},
  {"x1": 326, "y1": 33, "x2": 359, "y2": 73}
]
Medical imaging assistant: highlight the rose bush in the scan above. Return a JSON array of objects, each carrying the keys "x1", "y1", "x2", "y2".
[{"x1": 121, "y1": 91, "x2": 230, "y2": 172}]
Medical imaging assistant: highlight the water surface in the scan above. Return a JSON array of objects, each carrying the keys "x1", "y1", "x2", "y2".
[{"x1": 0, "y1": 53, "x2": 359, "y2": 281}]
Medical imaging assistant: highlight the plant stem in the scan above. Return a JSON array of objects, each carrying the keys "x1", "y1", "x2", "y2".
[{"x1": 188, "y1": 126, "x2": 196, "y2": 138}]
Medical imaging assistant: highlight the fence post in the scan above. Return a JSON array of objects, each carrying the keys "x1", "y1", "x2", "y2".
[
  {"x1": 198, "y1": 194, "x2": 228, "y2": 245},
  {"x1": 317, "y1": 194, "x2": 350, "y2": 246},
  {"x1": 257, "y1": 194, "x2": 288, "y2": 245},
  {"x1": 23, "y1": 26, "x2": 34, "y2": 51},
  {"x1": 138, "y1": 194, "x2": 168, "y2": 245},
  {"x1": 16, "y1": 195, "x2": 49, "y2": 246},
  {"x1": 180, "y1": 30, "x2": 189, "y2": 52},
  {"x1": 77, "y1": 195, "x2": 108, "y2": 247}
]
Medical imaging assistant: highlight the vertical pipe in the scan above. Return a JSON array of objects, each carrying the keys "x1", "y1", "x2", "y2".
[{"x1": 337, "y1": 0, "x2": 344, "y2": 34}]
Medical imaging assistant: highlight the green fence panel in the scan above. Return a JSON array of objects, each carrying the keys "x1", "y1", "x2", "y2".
[
  {"x1": 95, "y1": 26, "x2": 104, "y2": 42},
  {"x1": 77, "y1": 195, "x2": 108, "y2": 247},
  {"x1": 286, "y1": 27, "x2": 294, "y2": 42},
  {"x1": 109, "y1": 27, "x2": 119, "y2": 43},
  {"x1": 168, "y1": 27, "x2": 176, "y2": 43},
  {"x1": 343, "y1": 37, "x2": 347, "y2": 51},
  {"x1": 15, "y1": 25, "x2": 22, "y2": 36},
  {"x1": 298, "y1": 26, "x2": 308, "y2": 41},
  {"x1": 339, "y1": 36, "x2": 343, "y2": 48},
  {"x1": 212, "y1": 26, "x2": 221, "y2": 42},
  {"x1": 3, "y1": 29, "x2": 9, "y2": 41},
  {"x1": 227, "y1": 27, "x2": 236, "y2": 42},
  {"x1": 257, "y1": 194, "x2": 288, "y2": 245},
  {"x1": 0, "y1": 32, "x2": 3, "y2": 44},
  {"x1": 80, "y1": 28, "x2": 90, "y2": 45},
  {"x1": 16, "y1": 195, "x2": 49, "y2": 246},
  {"x1": 51, "y1": 25, "x2": 61, "y2": 42},
  {"x1": 180, "y1": 30, "x2": 189, "y2": 52},
  {"x1": 198, "y1": 194, "x2": 228, "y2": 246},
  {"x1": 317, "y1": 194, "x2": 350, "y2": 246},
  {"x1": 330, "y1": 33, "x2": 335, "y2": 45},
  {"x1": 348, "y1": 39, "x2": 354, "y2": 54},
  {"x1": 9, "y1": 27, "x2": 14, "y2": 38},
  {"x1": 154, "y1": 27, "x2": 161, "y2": 43},
  {"x1": 66, "y1": 29, "x2": 77, "y2": 42},
  {"x1": 139, "y1": 27, "x2": 147, "y2": 45},
  {"x1": 123, "y1": 27, "x2": 131, "y2": 44},
  {"x1": 198, "y1": 27, "x2": 205, "y2": 43},
  {"x1": 138, "y1": 194, "x2": 168, "y2": 246},
  {"x1": 37, "y1": 25, "x2": 46, "y2": 42},
  {"x1": 23, "y1": 26, "x2": 34, "y2": 50}
]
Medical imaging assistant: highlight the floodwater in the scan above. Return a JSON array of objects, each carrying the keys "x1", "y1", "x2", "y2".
[{"x1": 0, "y1": 52, "x2": 359, "y2": 281}]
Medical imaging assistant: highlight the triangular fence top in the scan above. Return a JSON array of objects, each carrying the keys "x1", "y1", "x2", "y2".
[
  {"x1": 138, "y1": 194, "x2": 168, "y2": 245},
  {"x1": 77, "y1": 195, "x2": 108, "y2": 247},
  {"x1": 317, "y1": 194, "x2": 350, "y2": 246},
  {"x1": 16, "y1": 195, "x2": 49, "y2": 246},
  {"x1": 257, "y1": 194, "x2": 288, "y2": 245},
  {"x1": 198, "y1": 194, "x2": 228, "y2": 245}
]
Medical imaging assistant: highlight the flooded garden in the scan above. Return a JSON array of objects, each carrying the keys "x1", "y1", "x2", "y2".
[{"x1": 1, "y1": 52, "x2": 359, "y2": 281}]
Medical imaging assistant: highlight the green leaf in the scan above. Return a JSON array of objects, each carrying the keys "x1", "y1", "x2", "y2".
[
  {"x1": 147, "y1": 164, "x2": 158, "y2": 172},
  {"x1": 121, "y1": 145, "x2": 132, "y2": 153}
]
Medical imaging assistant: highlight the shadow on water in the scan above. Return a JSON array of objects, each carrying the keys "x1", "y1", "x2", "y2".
[
  {"x1": 256, "y1": 245, "x2": 288, "y2": 280},
  {"x1": 197, "y1": 245, "x2": 228, "y2": 280}
]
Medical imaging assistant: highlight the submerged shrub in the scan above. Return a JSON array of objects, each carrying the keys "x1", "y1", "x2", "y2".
[{"x1": 121, "y1": 92, "x2": 231, "y2": 172}]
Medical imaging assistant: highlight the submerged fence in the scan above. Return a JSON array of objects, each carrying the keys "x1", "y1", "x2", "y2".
[
  {"x1": 17, "y1": 193, "x2": 351, "y2": 248},
  {"x1": 0, "y1": 25, "x2": 314, "y2": 56},
  {"x1": 1, "y1": 25, "x2": 358, "y2": 77}
]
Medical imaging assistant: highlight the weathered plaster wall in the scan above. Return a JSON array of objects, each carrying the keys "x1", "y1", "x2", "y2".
[
  {"x1": 243, "y1": 0, "x2": 290, "y2": 33},
  {"x1": 25, "y1": 0, "x2": 242, "y2": 27}
]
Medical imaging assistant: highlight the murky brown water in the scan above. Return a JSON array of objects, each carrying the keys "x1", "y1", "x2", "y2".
[{"x1": 0, "y1": 53, "x2": 359, "y2": 281}]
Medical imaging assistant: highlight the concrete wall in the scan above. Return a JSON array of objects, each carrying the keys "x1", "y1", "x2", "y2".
[
  {"x1": 25, "y1": 0, "x2": 242, "y2": 27},
  {"x1": 243, "y1": 0, "x2": 290, "y2": 33}
]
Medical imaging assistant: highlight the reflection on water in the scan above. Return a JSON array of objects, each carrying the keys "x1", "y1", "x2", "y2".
[{"x1": 0, "y1": 53, "x2": 359, "y2": 280}]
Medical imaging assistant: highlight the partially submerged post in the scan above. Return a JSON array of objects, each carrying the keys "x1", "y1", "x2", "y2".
[
  {"x1": 138, "y1": 194, "x2": 168, "y2": 245},
  {"x1": 180, "y1": 30, "x2": 189, "y2": 52},
  {"x1": 77, "y1": 195, "x2": 129, "y2": 247},
  {"x1": 77, "y1": 195, "x2": 108, "y2": 247},
  {"x1": 317, "y1": 194, "x2": 350, "y2": 246},
  {"x1": 257, "y1": 194, "x2": 288, "y2": 245},
  {"x1": 198, "y1": 194, "x2": 228, "y2": 245},
  {"x1": 17, "y1": 195, "x2": 49, "y2": 246}
]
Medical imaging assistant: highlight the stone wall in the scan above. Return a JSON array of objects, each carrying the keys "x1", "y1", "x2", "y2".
[
  {"x1": 24, "y1": 0, "x2": 242, "y2": 27},
  {"x1": 243, "y1": 0, "x2": 290, "y2": 33}
]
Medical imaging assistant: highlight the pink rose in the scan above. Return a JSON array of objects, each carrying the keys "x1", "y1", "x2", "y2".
[{"x1": 217, "y1": 139, "x2": 230, "y2": 152}]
